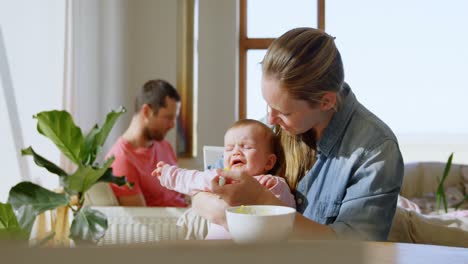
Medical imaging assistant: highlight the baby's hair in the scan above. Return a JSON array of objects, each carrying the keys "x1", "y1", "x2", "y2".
[{"x1": 228, "y1": 119, "x2": 286, "y2": 179}]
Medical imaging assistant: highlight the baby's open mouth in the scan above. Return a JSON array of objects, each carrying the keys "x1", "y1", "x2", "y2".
[{"x1": 230, "y1": 159, "x2": 245, "y2": 167}]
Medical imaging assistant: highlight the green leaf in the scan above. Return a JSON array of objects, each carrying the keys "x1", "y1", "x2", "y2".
[
  {"x1": 95, "y1": 106, "x2": 126, "y2": 147},
  {"x1": 0, "y1": 203, "x2": 19, "y2": 229},
  {"x1": 70, "y1": 206, "x2": 107, "y2": 243},
  {"x1": 34, "y1": 110, "x2": 83, "y2": 164},
  {"x1": 0, "y1": 203, "x2": 29, "y2": 241},
  {"x1": 7, "y1": 182, "x2": 69, "y2": 233},
  {"x1": 436, "y1": 153, "x2": 453, "y2": 213},
  {"x1": 65, "y1": 157, "x2": 115, "y2": 194},
  {"x1": 80, "y1": 125, "x2": 100, "y2": 166},
  {"x1": 80, "y1": 107, "x2": 126, "y2": 165},
  {"x1": 21, "y1": 146, "x2": 68, "y2": 177},
  {"x1": 98, "y1": 167, "x2": 134, "y2": 188}
]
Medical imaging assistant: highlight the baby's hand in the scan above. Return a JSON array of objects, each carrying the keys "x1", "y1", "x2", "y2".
[
  {"x1": 257, "y1": 175, "x2": 277, "y2": 189},
  {"x1": 156, "y1": 161, "x2": 167, "y2": 168},
  {"x1": 151, "y1": 161, "x2": 167, "y2": 179}
]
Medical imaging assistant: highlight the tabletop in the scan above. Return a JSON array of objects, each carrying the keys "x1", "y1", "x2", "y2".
[
  {"x1": 365, "y1": 241, "x2": 467, "y2": 264},
  {"x1": 1, "y1": 240, "x2": 467, "y2": 264}
]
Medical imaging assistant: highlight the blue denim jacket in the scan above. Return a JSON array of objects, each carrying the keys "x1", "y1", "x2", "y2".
[{"x1": 295, "y1": 84, "x2": 403, "y2": 241}]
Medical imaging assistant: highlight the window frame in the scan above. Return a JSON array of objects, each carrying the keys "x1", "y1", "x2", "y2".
[{"x1": 238, "y1": 0, "x2": 325, "y2": 119}]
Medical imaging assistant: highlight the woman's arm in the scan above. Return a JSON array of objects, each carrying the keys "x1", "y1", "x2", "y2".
[
  {"x1": 329, "y1": 140, "x2": 403, "y2": 240},
  {"x1": 191, "y1": 192, "x2": 230, "y2": 228},
  {"x1": 292, "y1": 213, "x2": 336, "y2": 240},
  {"x1": 211, "y1": 170, "x2": 336, "y2": 239}
]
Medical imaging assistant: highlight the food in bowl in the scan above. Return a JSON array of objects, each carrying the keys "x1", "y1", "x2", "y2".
[
  {"x1": 226, "y1": 205, "x2": 296, "y2": 243},
  {"x1": 233, "y1": 205, "x2": 276, "y2": 215}
]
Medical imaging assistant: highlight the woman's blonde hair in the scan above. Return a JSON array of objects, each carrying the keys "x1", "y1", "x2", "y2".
[{"x1": 262, "y1": 28, "x2": 345, "y2": 190}]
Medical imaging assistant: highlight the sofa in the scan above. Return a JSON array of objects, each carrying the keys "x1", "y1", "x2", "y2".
[{"x1": 388, "y1": 162, "x2": 468, "y2": 247}]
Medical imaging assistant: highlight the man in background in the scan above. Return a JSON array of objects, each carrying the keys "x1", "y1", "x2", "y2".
[{"x1": 107, "y1": 79, "x2": 187, "y2": 207}]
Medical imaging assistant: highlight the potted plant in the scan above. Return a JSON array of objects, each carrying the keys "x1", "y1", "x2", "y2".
[
  {"x1": 435, "y1": 152, "x2": 468, "y2": 213},
  {"x1": 0, "y1": 107, "x2": 132, "y2": 245},
  {"x1": 435, "y1": 153, "x2": 453, "y2": 213}
]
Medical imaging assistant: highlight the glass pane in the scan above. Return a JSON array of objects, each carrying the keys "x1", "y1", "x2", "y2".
[
  {"x1": 326, "y1": 0, "x2": 468, "y2": 162},
  {"x1": 0, "y1": 0, "x2": 64, "y2": 197},
  {"x1": 246, "y1": 49, "x2": 268, "y2": 121},
  {"x1": 0, "y1": 81, "x2": 22, "y2": 203},
  {"x1": 247, "y1": 0, "x2": 317, "y2": 38}
]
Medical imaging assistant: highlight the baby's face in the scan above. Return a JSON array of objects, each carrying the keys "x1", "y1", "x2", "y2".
[{"x1": 223, "y1": 125, "x2": 276, "y2": 176}]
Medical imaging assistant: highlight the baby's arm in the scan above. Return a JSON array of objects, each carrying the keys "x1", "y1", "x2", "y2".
[
  {"x1": 153, "y1": 164, "x2": 219, "y2": 196},
  {"x1": 254, "y1": 175, "x2": 296, "y2": 208}
]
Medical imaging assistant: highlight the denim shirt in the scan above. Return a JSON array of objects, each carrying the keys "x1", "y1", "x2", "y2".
[{"x1": 295, "y1": 84, "x2": 404, "y2": 241}]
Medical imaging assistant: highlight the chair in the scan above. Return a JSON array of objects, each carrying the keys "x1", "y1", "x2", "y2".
[
  {"x1": 85, "y1": 183, "x2": 119, "y2": 206},
  {"x1": 203, "y1": 145, "x2": 224, "y2": 169}
]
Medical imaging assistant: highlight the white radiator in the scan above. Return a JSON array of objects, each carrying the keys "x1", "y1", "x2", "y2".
[{"x1": 93, "y1": 206, "x2": 188, "y2": 245}]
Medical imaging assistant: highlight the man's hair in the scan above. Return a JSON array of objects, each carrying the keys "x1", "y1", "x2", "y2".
[
  {"x1": 229, "y1": 119, "x2": 286, "y2": 179},
  {"x1": 134, "y1": 79, "x2": 181, "y2": 113}
]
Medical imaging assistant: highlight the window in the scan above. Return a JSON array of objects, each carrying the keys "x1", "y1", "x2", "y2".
[
  {"x1": 240, "y1": 0, "x2": 321, "y2": 120},
  {"x1": 326, "y1": 0, "x2": 468, "y2": 163},
  {"x1": 246, "y1": 49, "x2": 267, "y2": 120},
  {"x1": 0, "y1": 0, "x2": 66, "y2": 201},
  {"x1": 241, "y1": 1, "x2": 468, "y2": 162}
]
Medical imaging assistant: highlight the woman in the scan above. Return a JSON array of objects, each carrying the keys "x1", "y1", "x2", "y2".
[{"x1": 193, "y1": 27, "x2": 403, "y2": 241}]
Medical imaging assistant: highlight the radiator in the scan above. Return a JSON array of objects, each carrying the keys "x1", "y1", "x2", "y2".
[{"x1": 92, "y1": 206, "x2": 187, "y2": 245}]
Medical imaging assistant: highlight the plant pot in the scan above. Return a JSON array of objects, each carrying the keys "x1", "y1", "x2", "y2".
[{"x1": 30, "y1": 206, "x2": 73, "y2": 247}]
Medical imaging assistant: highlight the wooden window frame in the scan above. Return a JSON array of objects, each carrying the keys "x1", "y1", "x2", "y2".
[
  {"x1": 238, "y1": 0, "x2": 325, "y2": 119},
  {"x1": 177, "y1": 0, "x2": 195, "y2": 157}
]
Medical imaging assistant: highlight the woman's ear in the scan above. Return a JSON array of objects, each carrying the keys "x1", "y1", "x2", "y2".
[
  {"x1": 264, "y1": 154, "x2": 277, "y2": 172},
  {"x1": 320, "y1": 92, "x2": 337, "y2": 111}
]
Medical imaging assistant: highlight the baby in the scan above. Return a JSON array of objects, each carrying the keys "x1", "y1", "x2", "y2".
[{"x1": 152, "y1": 119, "x2": 295, "y2": 239}]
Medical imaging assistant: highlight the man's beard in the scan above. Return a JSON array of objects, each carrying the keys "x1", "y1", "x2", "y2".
[{"x1": 143, "y1": 127, "x2": 165, "y2": 142}]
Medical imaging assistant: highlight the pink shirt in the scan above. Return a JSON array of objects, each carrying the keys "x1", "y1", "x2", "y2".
[
  {"x1": 107, "y1": 137, "x2": 187, "y2": 207},
  {"x1": 159, "y1": 165, "x2": 296, "y2": 239}
]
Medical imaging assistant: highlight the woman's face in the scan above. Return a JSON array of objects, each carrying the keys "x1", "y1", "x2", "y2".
[{"x1": 261, "y1": 75, "x2": 328, "y2": 136}]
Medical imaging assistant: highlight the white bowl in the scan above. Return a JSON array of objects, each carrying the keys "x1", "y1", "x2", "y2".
[{"x1": 226, "y1": 205, "x2": 296, "y2": 243}]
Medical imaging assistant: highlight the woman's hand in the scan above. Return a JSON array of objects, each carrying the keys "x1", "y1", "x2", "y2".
[{"x1": 211, "y1": 170, "x2": 283, "y2": 206}]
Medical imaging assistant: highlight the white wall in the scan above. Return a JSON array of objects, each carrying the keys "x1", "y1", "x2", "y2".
[
  {"x1": 73, "y1": 0, "x2": 179, "y2": 159},
  {"x1": 73, "y1": 0, "x2": 237, "y2": 169},
  {"x1": 1, "y1": 0, "x2": 230, "y2": 201},
  {"x1": 179, "y1": 0, "x2": 238, "y2": 169},
  {"x1": 126, "y1": 0, "x2": 179, "y2": 148}
]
